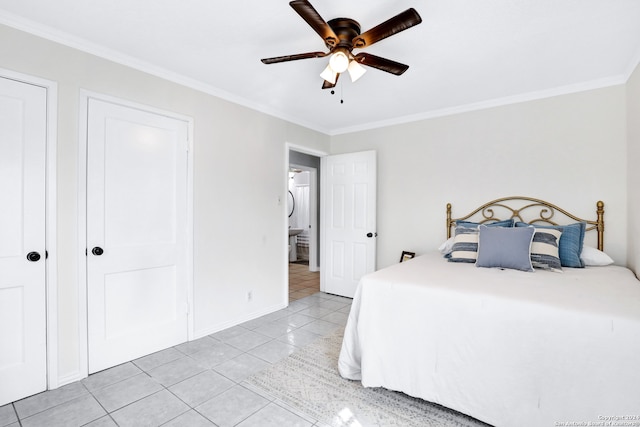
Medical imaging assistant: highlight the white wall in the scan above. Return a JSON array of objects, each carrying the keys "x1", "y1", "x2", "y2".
[
  {"x1": 0, "y1": 24, "x2": 330, "y2": 383},
  {"x1": 627, "y1": 62, "x2": 640, "y2": 275},
  {"x1": 330, "y1": 87, "x2": 628, "y2": 269}
]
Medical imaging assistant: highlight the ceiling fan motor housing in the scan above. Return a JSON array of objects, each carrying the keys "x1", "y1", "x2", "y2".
[{"x1": 326, "y1": 18, "x2": 361, "y2": 52}]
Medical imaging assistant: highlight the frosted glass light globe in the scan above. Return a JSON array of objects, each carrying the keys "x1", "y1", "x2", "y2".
[{"x1": 329, "y1": 50, "x2": 349, "y2": 73}]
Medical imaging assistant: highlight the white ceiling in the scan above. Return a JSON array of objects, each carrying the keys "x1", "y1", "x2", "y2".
[{"x1": 1, "y1": 0, "x2": 639, "y2": 135}]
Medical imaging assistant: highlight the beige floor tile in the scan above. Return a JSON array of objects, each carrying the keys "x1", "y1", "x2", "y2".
[{"x1": 288, "y1": 263, "x2": 319, "y2": 302}]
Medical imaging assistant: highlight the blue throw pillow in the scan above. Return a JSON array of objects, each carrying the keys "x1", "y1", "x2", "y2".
[
  {"x1": 516, "y1": 222, "x2": 585, "y2": 268},
  {"x1": 455, "y1": 218, "x2": 514, "y2": 228},
  {"x1": 476, "y1": 225, "x2": 535, "y2": 272}
]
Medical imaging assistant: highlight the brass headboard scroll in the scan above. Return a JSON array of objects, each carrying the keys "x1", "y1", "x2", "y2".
[{"x1": 446, "y1": 196, "x2": 605, "y2": 251}]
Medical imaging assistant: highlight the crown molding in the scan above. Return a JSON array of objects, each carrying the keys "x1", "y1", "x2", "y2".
[
  {"x1": 0, "y1": 11, "x2": 633, "y2": 138},
  {"x1": 0, "y1": 12, "x2": 331, "y2": 135},
  {"x1": 329, "y1": 75, "x2": 627, "y2": 136}
]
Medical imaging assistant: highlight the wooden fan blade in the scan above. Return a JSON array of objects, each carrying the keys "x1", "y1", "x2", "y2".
[
  {"x1": 354, "y1": 52, "x2": 409, "y2": 75},
  {"x1": 353, "y1": 8, "x2": 422, "y2": 48},
  {"x1": 261, "y1": 51, "x2": 327, "y2": 64},
  {"x1": 322, "y1": 73, "x2": 339, "y2": 89},
  {"x1": 289, "y1": 0, "x2": 338, "y2": 47},
  {"x1": 322, "y1": 80, "x2": 335, "y2": 90}
]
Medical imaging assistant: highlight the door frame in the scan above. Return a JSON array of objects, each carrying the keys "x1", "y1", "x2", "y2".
[
  {"x1": 284, "y1": 143, "x2": 327, "y2": 302},
  {"x1": 0, "y1": 68, "x2": 58, "y2": 390},
  {"x1": 78, "y1": 90, "x2": 194, "y2": 379}
]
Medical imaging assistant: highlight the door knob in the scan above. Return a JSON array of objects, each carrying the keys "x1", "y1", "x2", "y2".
[
  {"x1": 92, "y1": 247, "x2": 104, "y2": 256},
  {"x1": 26, "y1": 251, "x2": 41, "y2": 262},
  {"x1": 366, "y1": 232, "x2": 377, "y2": 238}
]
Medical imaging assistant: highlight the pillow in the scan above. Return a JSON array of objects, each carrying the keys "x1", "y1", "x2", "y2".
[
  {"x1": 580, "y1": 246, "x2": 614, "y2": 266},
  {"x1": 530, "y1": 228, "x2": 563, "y2": 272},
  {"x1": 476, "y1": 225, "x2": 535, "y2": 272},
  {"x1": 448, "y1": 226, "x2": 479, "y2": 263},
  {"x1": 455, "y1": 218, "x2": 514, "y2": 228},
  {"x1": 438, "y1": 237, "x2": 455, "y2": 256},
  {"x1": 446, "y1": 219, "x2": 514, "y2": 260},
  {"x1": 516, "y1": 222, "x2": 586, "y2": 268}
]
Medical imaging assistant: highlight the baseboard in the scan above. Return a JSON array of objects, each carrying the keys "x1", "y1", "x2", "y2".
[
  {"x1": 192, "y1": 301, "x2": 288, "y2": 340},
  {"x1": 53, "y1": 301, "x2": 288, "y2": 388},
  {"x1": 55, "y1": 370, "x2": 86, "y2": 389}
]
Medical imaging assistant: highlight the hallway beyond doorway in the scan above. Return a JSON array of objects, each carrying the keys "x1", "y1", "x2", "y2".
[{"x1": 288, "y1": 263, "x2": 319, "y2": 302}]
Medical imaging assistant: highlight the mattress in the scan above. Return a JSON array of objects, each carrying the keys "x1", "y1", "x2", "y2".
[{"x1": 338, "y1": 251, "x2": 640, "y2": 427}]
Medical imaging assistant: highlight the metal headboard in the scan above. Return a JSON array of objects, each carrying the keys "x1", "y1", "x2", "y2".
[{"x1": 446, "y1": 196, "x2": 605, "y2": 251}]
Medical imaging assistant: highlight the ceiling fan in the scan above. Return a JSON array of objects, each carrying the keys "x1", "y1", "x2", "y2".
[{"x1": 261, "y1": 0, "x2": 422, "y2": 89}]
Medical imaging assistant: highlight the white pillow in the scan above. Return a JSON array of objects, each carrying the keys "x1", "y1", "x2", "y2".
[
  {"x1": 438, "y1": 237, "x2": 455, "y2": 255},
  {"x1": 580, "y1": 246, "x2": 614, "y2": 266}
]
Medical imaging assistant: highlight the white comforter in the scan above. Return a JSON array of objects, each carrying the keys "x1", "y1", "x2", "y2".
[{"x1": 338, "y1": 252, "x2": 640, "y2": 427}]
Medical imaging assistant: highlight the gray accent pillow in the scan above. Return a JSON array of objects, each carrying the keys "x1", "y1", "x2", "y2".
[{"x1": 476, "y1": 225, "x2": 535, "y2": 272}]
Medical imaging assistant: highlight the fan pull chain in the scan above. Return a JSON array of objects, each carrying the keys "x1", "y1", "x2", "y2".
[{"x1": 329, "y1": 81, "x2": 345, "y2": 104}]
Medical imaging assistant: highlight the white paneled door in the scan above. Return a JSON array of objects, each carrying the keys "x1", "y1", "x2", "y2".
[
  {"x1": 321, "y1": 151, "x2": 377, "y2": 298},
  {"x1": 0, "y1": 77, "x2": 47, "y2": 405},
  {"x1": 86, "y1": 98, "x2": 189, "y2": 373}
]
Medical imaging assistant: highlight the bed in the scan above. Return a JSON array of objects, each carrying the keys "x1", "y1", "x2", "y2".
[{"x1": 338, "y1": 197, "x2": 640, "y2": 427}]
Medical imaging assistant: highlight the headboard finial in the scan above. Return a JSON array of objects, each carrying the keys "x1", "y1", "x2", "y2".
[{"x1": 596, "y1": 200, "x2": 605, "y2": 251}]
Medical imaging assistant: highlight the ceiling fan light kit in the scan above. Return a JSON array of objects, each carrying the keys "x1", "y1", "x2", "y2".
[
  {"x1": 320, "y1": 64, "x2": 338, "y2": 85},
  {"x1": 328, "y1": 48, "x2": 349, "y2": 73},
  {"x1": 347, "y1": 60, "x2": 366, "y2": 82},
  {"x1": 261, "y1": 0, "x2": 422, "y2": 89}
]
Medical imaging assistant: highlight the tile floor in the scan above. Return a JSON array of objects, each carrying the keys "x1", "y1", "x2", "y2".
[
  {"x1": 288, "y1": 262, "x2": 320, "y2": 302},
  {"x1": 0, "y1": 292, "x2": 351, "y2": 427}
]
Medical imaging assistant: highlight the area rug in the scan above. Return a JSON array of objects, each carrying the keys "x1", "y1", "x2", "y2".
[{"x1": 246, "y1": 328, "x2": 489, "y2": 427}]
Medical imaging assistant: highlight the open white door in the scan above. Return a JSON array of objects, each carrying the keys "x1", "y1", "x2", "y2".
[
  {"x1": 321, "y1": 151, "x2": 376, "y2": 298},
  {"x1": 0, "y1": 77, "x2": 47, "y2": 405},
  {"x1": 86, "y1": 98, "x2": 189, "y2": 373}
]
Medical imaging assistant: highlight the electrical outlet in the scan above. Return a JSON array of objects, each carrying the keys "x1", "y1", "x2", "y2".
[{"x1": 247, "y1": 291, "x2": 253, "y2": 302}]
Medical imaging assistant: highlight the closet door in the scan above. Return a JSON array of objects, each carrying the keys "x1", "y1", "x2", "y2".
[
  {"x1": 0, "y1": 76, "x2": 47, "y2": 405},
  {"x1": 86, "y1": 98, "x2": 189, "y2": 373}
]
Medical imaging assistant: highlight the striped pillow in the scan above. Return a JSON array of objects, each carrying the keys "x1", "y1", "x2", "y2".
[
  {"x1": 516, "y1": 222, "x2": 585, "y2": 267},
  {"x1": 530, "y1": 228, "x2": 563, "y2": 272},
  {"x1": 448, "y1": 226, "x2": 479, "y2": 263}
]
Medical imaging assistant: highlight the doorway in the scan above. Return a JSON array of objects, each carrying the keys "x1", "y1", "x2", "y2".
[
  {"x1": 288, "y1": 167, "x2": 313, "y2": 266},
  {"x1": 284, "y1": 147, "x2": 377, "y2": 300},
  {"x1": 287, "y1": 147, "x2": 322, "y2": 301}
]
